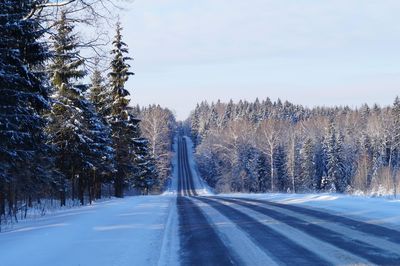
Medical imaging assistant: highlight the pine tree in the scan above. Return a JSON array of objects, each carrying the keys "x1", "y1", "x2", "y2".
[
  {"x1": 288, "y1": 133, "x2": 301, "y2": 193},
  {"x1": 107, "y1": 22, "x2": 139, "y2": 197},
  {"x1": 300, "y1": 138, "x2": 316, "y2": 191},
  {"x1": 390, "y1": 96, "x2": 400, "y2": 196},
  {"x1": 87, "y1": 63, "x2": 117, "y2": 200},
  {"x1": 252, "y1": 98, "x2": 261, "y2": 123},
  {"x1": 209, "y1": 105, "x2": 218, "y2": 128},
  {"x1": 255, "y1": 152, "x2": 269, "y2": 192},
  {"x1": 260, "y1": 98, "x2": 272, "y2": 119},
  {"x1": 274, "y1": 144, "x2": 287, "y2": 191},
  {"x1": 322, "y1": 121, "x2": 346, "y2": 192},
  {"x1": 222, "y1": 99, "x2": 234, "y2": 127},
  {"x1": 391, "y1": 97, "x2": 400, "y2": 167},
  {"x1": 190, "y1": 104, "x2": 200, "y2": 146},
  {"x1": 47, "y1": 11, "x2": 87, "y2": 205},
  {"x1": 47, "y1": 11, "x2": 115, "y2": 205},
  {"x1": 198, "y1": 104, "x2": 210, "y2": 144},
  {"x1": 360, "y1": 104, "x2": 370, "y2": 126},
  {"x1": 84, "y1": 104, "x2": 116, "y2": 202},
  {"x1": 335, "y1": 131, "x2": 347, "y2": 192},
  {"x1": 132, "y1": 138, "x2": 158, "y2": 194},
  {"x1": 322, "y1": 123, "x2": 335, "y2": 191},
  {"x1": 89, "y1": 61, "x2": 112, "y2": 118},
  {"x1": 87, "y1": 62, "x2": 117, "y2": 200},
  {"x1": 0, "y1": 0, "x2": 56, "y2": 216}
]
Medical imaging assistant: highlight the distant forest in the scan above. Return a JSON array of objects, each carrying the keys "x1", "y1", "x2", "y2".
[{"x1": 189, "y1": 97, "x2": 400, "y2": 196}]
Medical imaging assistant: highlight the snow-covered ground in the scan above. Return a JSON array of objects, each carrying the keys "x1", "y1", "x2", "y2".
[
  {"x1": 0, "y1": 196, "x2": 179, "y2": 266},
  {"x1": 222, "y1": 193, "x2": 400, "y2": 230}
]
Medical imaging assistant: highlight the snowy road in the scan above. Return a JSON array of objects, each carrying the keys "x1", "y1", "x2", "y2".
[{"x1": 2, "y1": 136, "x2": 400, "y2": 266}]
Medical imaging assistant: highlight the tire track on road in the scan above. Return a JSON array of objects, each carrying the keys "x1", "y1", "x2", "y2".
[
  {"x1": 177, "y1": 138, "x2": 183, "y2": 197},
  {"x1": 183, "y1": 139, "x2": 198, "y2": 197},
  {"x1": 196, "y1": 197, "x2": 332, "y2": 266},
  {"x1": 182, "y1": 139, "x2": 192, "y2": 197},
  {"x1": 177, "y1": 137, "x2": 240, "y2": 265},
  {"x1": 231, "y1": 197, "x2": 400, "y2": 244},
  {"x1": 177, "y1": 197, "x2": 241, "y2": 265},
  {"x1": 218, "y1": 197, "x2": 400, "y2": 265}
]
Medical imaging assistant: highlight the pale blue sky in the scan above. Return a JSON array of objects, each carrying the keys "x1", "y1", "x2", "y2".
[{"x1": 118, "y1": 0, "x2": 400, "y2": 120}]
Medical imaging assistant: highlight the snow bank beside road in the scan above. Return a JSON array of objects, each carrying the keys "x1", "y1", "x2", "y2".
[
  {"x1": 222, "y1": 193, "x2": 400, "y2": 230},
  {"x1": 0, "y1": 196, "x2": 178, "y2": 266}
]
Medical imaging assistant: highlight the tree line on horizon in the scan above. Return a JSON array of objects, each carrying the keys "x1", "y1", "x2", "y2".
[
  {"x1": 189, "y1": 97, "x2": 400, "y2": 196},
  {"x1": 0, "y1": 1, "x2": 176, "y2": 226}
]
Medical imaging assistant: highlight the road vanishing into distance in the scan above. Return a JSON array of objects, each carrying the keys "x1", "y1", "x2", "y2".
[{"x1": 175, "y1": 136, "x2": 400, "y2": 266}]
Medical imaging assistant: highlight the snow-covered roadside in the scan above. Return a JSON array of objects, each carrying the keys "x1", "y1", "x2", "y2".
[
  {"x1": 0, "y1": 195, "x2": 178, "y2": 266},
  {"x1": 221, "y1": 193, "x2": 400, "y2": 230},
  {"x1": 158, "y1": 196, "x2": 179, "y2": 266},
  {"x1": 163, "y1": 136, "x2": 179, "y2": 195},
  {"x1": 0, "y1": 196, "x2": 117, "y2": 233}
]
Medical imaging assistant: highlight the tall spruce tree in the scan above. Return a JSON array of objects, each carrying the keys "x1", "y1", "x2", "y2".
[
  {"x1": 132, "y1": 137, "x2": 158, "y2": 194},
  {"x1": 322, "y1": 123, "x2": 336, "y2": 191},
  {"x1": 390, "y1": 96, "x2": 400, "y2": 196},
  {"x1": 47, "y1": 11, "x2": 86, "y2": 205},
  {"x1": 288, "y1": 133, "x2": 301, "y2": 193},
  {"x1": 47, "y1": 11, "x2": 115, "y2": 205},
  {"x1": 222, "y1": 99, "x2": 234, "y2": 127},
  {"x1": 107, "y1": 22, "x2": 140, "y2": 197},
  {"x1": 335, "y1": 131, "x2": 347, "y2": 192},
  {"x1": 0, "y1": 0, "x2": 56, "y2": 217},
  {"x1": 209, "y1": 106, "x2": 218, "y2": 128},
  {"x1": 300, "y1": 138, "x2": 316, "y2": 191},
  {"x1": 87, "y1": 62, "x2": 116, "y2": 200},
  {"x1": 322, "y1": 121, "x2": 346, "y2": 192},
  {"x1": 255, "y1": 152, "x2": 269, "y2": 192},
  {"x1": 190, "y1": 104, "x2": 200, "y2": 146},
  {"x1": 89, "y1": 61, "x2": 112, "y2": 118},
  {"x1": 274, "y1": 144, "x2": 287, "y2": 191},
  {"x1": 83, "y1": 108, "x2": 116, "y2": 202}
]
